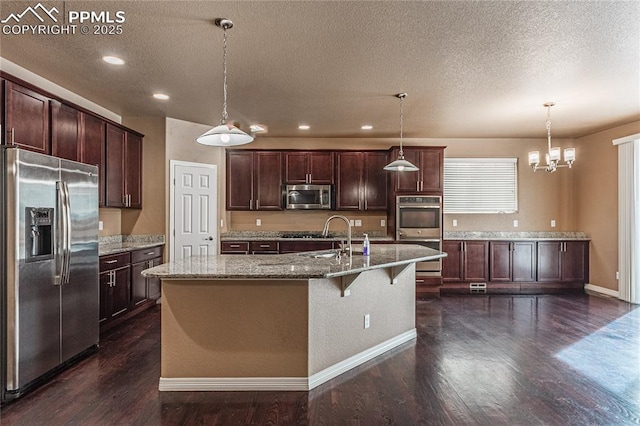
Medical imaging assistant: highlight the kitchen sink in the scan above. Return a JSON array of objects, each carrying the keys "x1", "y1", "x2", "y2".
[{"x1": 297, "y1": 249, "x2": 340, "y2": 259}]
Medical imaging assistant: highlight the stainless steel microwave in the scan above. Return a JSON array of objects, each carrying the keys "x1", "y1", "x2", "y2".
[{"x1": 284, "y1": 184, "x2": 332, "y2": 210}]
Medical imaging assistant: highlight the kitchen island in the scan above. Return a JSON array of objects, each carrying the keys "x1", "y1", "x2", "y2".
[{"x1": 142, "y1": 244, "x2": 445, "y2": 391}]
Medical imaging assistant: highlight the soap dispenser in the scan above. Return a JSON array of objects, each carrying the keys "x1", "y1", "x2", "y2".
[{"x1": 362, "y1": 234, "x2": 370, "y2": 256}]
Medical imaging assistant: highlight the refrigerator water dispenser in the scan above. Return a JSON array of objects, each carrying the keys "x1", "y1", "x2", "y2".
[{"x1": 25, "y1": 207, "x2": 54, "y2": 262}]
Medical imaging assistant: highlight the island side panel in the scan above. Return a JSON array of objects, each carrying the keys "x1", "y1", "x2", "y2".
[
  {"x1": 308, "y1": 265, "x2": 416, "y2": 375},
  {"x1": 161, "y1": 279, "x2": 309, "y2": 377}
]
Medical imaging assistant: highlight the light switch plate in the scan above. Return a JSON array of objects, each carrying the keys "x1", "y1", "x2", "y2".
[
  {"x1": 380, "y1": 219, "x2": 386, "y2": 227},
  {"x1": 452, "y1": 219, "x2": 458, "y2": 227},
  {"x1": 98, "y1": 221, "x2": 104, "y2": 230},
  {"x1": 551, "y1": 219, "x2": 556, "y2": 228},
  {"x1": 256, "y1": 219, "x2": 262, "y2": 226},
  {"x1": 513, "y1": 220, "x2": 519, "y2": 228},
  {"x1": 355, "y1": 219, "x2": 362, "y2": 227},
  {"x1": 349, "y1": 220, "x2": 355, "y2": 226}
]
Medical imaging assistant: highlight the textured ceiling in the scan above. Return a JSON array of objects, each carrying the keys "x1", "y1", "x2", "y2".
[{"x1": 1, "y1": 1, "x2": 639, "y2": 139}]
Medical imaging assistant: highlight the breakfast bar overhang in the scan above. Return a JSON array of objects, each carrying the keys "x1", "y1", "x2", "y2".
[{"x1": 142, "y1": 244, "x2": 446, "y2": 391}]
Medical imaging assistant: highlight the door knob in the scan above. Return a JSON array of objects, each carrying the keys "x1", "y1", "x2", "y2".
[{"x1": 206, "y1": 236, "x2": 214, "y2": 241}]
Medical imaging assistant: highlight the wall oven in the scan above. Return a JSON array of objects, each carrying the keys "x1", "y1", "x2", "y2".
[
  {"x1": 396, "y1": 195, "x2": 442, "y2": 273},
  {"x1": 396, "y1": 195, "x2": 442, "y2": 240}
]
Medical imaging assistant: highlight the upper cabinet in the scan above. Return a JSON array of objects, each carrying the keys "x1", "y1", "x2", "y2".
[
  {"x1": 391, "y1": 147, "x2": 444, "y2": 193},
  {"x1": 51, "y1": 100, "x2": 81, "y2": 161},
  {"x1": 3, "y1": 80, "x2": 51, "y2": 154},
  {"x1": 335, "y1": 151, "x2": 388, "y2": 211},
  {"x1": 80, "y1": 113, "x2": 107, "y2": 207},
  {"x1": 283, "y1": 151, "x2": 333, "y2": 184},
  {"x1": 105, "y1": 124, "x2": 142, "y2": 209},
  {"x1": 226, "y1": 150, "x2": 283, "y2": 211}
]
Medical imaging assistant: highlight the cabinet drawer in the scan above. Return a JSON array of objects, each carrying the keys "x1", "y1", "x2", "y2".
[
  {"x1": 221, "y1": 241, "x2": 250, "y2": 254},
  {"x1": 100, "y1": 252, "x2": 131, "y2": 272},
  {"x1": 131, "y1": 246, "x2": 163, "y2": 263},
  {"x1": 250, "y1": 241, "x2": 279, "y2": 253}
]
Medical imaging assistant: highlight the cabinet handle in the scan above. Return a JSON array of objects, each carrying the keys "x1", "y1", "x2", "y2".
[
  {"x1": 146, "y1": 251, "x2": 155, "y2": 255},
  {"x1": 420, "y1": 181, "x2": 424, "y2": 191},
  {"x1": 364, "y1": 200, "x2": 368, "y2": 210},
  {"x1": 417, "y1": 181, "x2": 420, "y2": 191},
  {"x1": 256, "y1": 199, "x2": 260, "y2": 210},
  {"x1": 229, "y1": 244, "x2": 240, "y2": 248},
  {"x1": 8, "y1": 128, "x2": 15, "y2": 145},
  {"x1": 259, "y1": 244, "x2": 271, "y2": 248},
  {"x1": 416, "y1": 279, "x2": 425, "y2": 283},
  {"x1": 105, "y1": 260, "x2": 118, "y2": 264}
]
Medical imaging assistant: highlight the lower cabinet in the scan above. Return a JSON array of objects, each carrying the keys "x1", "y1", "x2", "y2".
[
  {"x1": 99, "y1": 245, "x2": 164, "y2": 331},
  {"x1": 279, "y1": 240, "x2": 335, "y2": 253},
  {"x1": 442, "y1": 239, "x2": 589, "y2": 294},
  {"x1": 130, "y1": 246, "x2": 164, "y2": 307},
  {"x1": 99, "y1": 253, "x2": 131, "y2": 324}
]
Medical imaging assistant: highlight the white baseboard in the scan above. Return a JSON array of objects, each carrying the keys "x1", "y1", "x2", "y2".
[
  {"x1": 308, "y1": 328, "x2": 417, "y2": 390},
  {"x1": 159, "y1": 377, "x2": 308, "y2": 391},
  {"x1": 584, "y1": 283, "x2": 619, "y2": 298},
  {"x1": 158, "y1": 328, "x2": 417, "y2": 392}
]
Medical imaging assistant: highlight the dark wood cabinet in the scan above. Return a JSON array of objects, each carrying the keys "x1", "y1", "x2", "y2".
[
  {"x1": 537, "y1": 241, "x2": 588, "y2": 283},
  {"x1": 442, "y1": 240, "x2": 488, "y2": 282},
  {"x1": 279, "y1": 240, "x2": 334, "y2": 253},
  {"x1": 51, "y1": 100, "x2": 80, "y2": 161},
  {"x1": 221, "y1": 241, "x2": 250, "y2": 254},
  {"x1": 392, "y1": 147, "x2": 444, "y2": 193},
  {"x1": 105, "y1": 124, "x2": 142, "y2": 208},
  {"x1": 4, "y1": 80, "x2": 50, "y2": 154},
  {"x1": 226, "y1": 150, "x2": 283, "y2": 211},
  {"x1": 335, "y1": 151, "x2": 388, "y2": 211},
  {"x1": 99, "y1": 253, "x2": 131, "y2": 324},
  {"x1": 131, "y1": 246, "x2": 164, "y2": 306},
  {"x1": 80, "y1": 113, "x2": 106, "y2": 206},
  {"x1": 283, "y1": 151, "x2": 333, "y2": 184},
  {"x1": 490, "y1": 241, "x2": 536, "y2": 282},
  {"x1": 250, "y1": 241, "x2": 279, "y2": 254}
]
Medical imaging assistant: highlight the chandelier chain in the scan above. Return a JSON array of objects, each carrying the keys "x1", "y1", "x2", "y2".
[
  {"x1": 546, "y1": 104, "x2": 552, "y2": 152},
  {"x1": 221, "y1": 27, "x2": 229, "y2": 124},
  {"x1": 399, "y1": 95, "x2": 404, "y2": 156}
]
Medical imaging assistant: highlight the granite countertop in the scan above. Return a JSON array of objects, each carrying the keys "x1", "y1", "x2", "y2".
[
  {"x1": 443, "y1": 231, "x2": 590, "y2": 241},
  {"x1": 99, "y1": 235, "x2": 165, "y2": 256},
  {"x1": 142, "y1": 244, "x2": 445, "y2": 280},
  {"x1": 220, "y1": 231, "x2": 393, "y2": 242}
]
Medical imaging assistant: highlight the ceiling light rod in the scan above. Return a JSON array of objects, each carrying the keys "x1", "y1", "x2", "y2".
[
  {"x1": 528, "y1": 102, "x2": 575, "y2": 173},
  {"x1": 383, "y1": 93, "x2": 419, "y2": 172},
  {"x1": 196, "y1": 18, "x2": 253, "y2": 147}
]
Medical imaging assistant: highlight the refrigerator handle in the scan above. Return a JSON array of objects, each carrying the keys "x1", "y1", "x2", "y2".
[
  {"x1": 55, "y1": 182, "x2": 72, "y2": 285},
  {"x1": 62, "y1": 182, "x2": 72, "y2": 284}
]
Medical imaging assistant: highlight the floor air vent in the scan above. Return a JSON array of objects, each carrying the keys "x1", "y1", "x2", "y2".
[{"x1": 470, "y1": 282, "x2": 487, "y2": 294}]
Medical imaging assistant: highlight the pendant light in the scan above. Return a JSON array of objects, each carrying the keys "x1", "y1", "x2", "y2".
[
  {"x1": 528, "y1": 102, "x2": 575, "y2": 172},
  {"x1": 196, "y1": 18, "x2": 253, "y2": 146},
  {"x1": 384, "y1": 93, "x2": 419, "y2": 172}
]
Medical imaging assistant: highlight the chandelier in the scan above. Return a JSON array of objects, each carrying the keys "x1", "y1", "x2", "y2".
[
  {"x1": 528, "y1": 102, "x2": 575, "y2": 172},
  {"x1": 196, "y1": 18, "x2": 253, "y2": 147},
  {"x1": 383, "y1": 93, "x2": 419, "y2": 172}
]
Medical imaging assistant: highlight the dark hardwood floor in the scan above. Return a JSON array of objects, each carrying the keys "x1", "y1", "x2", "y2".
[{"x1": 2, "y1": 294, "x2": 639, "y2": 425}]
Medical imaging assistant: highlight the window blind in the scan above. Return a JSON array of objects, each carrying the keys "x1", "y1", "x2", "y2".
[{"x1": 443, "y1": 158, "x2": 518, "y2": 214}]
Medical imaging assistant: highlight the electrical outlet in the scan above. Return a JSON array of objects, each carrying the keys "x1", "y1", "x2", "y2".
[
  {"x1": 98, "y1": 221, "x2": 104, "y2": 230},
  {"x1": 513, "y1": 220, "x2": 519, "y2": 228},
  {"x1": 344, "y1": 289, "x2": 351, "y2": 296},
  {"x1": 380, "y1": 219, "x2": 386, "y2": 227},
  {"x1": 349, "y1": 219, "x2": 355, "y2": 226},
  {"x1": 616, "y1": 271, "x2": 620, "y2": 280},
  {"x1": 256, "y1": 219, "x2": 262, "y2": 226},
  {"x1": 355, "y1": 219, "x2": 362, "y2": 227},
  {"x1": 364, "y1": 314, "x2": 370, "y2": 329},
  {"x1": 220, "y1": 219, "x2": 224, "y2": 228},
  {"x1": 452, "y1": 219, "x2": 458, "y2": 227},
  {"x1": 551, "y1": 219, "x2": 556, "y2": 228}
]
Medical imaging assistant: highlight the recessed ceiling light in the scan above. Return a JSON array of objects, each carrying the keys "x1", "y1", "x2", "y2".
[
  {"x1": 153, "y1": 93, "x2": 170, "y2": 100},
  {"x1": 102, "y1": 55, "x2": 125, "y2": 65},
  {"x1": 250, "y1": 124, "x2": 268, "y2": 133},
  {"x1": 298, "y1": 125, "x2": 310, "y2": 130},
  {"x1": 361, "y1": 125, "x2": 373, "y2": 130}
]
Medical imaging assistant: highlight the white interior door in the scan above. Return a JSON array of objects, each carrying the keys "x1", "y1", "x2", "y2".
[{"x1": 171, "y1": 161, "x2": 217, "y2": 261}]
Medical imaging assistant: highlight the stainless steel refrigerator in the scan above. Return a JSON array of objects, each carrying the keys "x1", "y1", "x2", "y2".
[{"x1": 1, "y1": 147, "x2": 99, "y2": 402}]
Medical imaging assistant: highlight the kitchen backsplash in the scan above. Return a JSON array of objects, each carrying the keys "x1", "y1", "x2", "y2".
[{"x1": 228, "y1": 210, "x2": 388, "y2": 232}]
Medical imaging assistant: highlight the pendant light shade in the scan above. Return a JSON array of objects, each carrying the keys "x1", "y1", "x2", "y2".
[
  {"x1": 196, "y1": 123, "x2": 254, "y2": 146},
  {"x1": 384, "y1": 93, "x2": 419, "y2": 172},
  {"x1": 196, "y1": 18, "x2": 253, "y2": 147}
]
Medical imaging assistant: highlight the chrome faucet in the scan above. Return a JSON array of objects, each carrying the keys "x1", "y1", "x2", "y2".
[{"x1": 322, "y1": 215, "x2": 352, "y2": 257}]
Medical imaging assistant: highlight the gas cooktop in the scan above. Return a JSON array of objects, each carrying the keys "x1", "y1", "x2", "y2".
[{"x1": 280, "y1": 232, "x2": 334, "y2": 239}]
